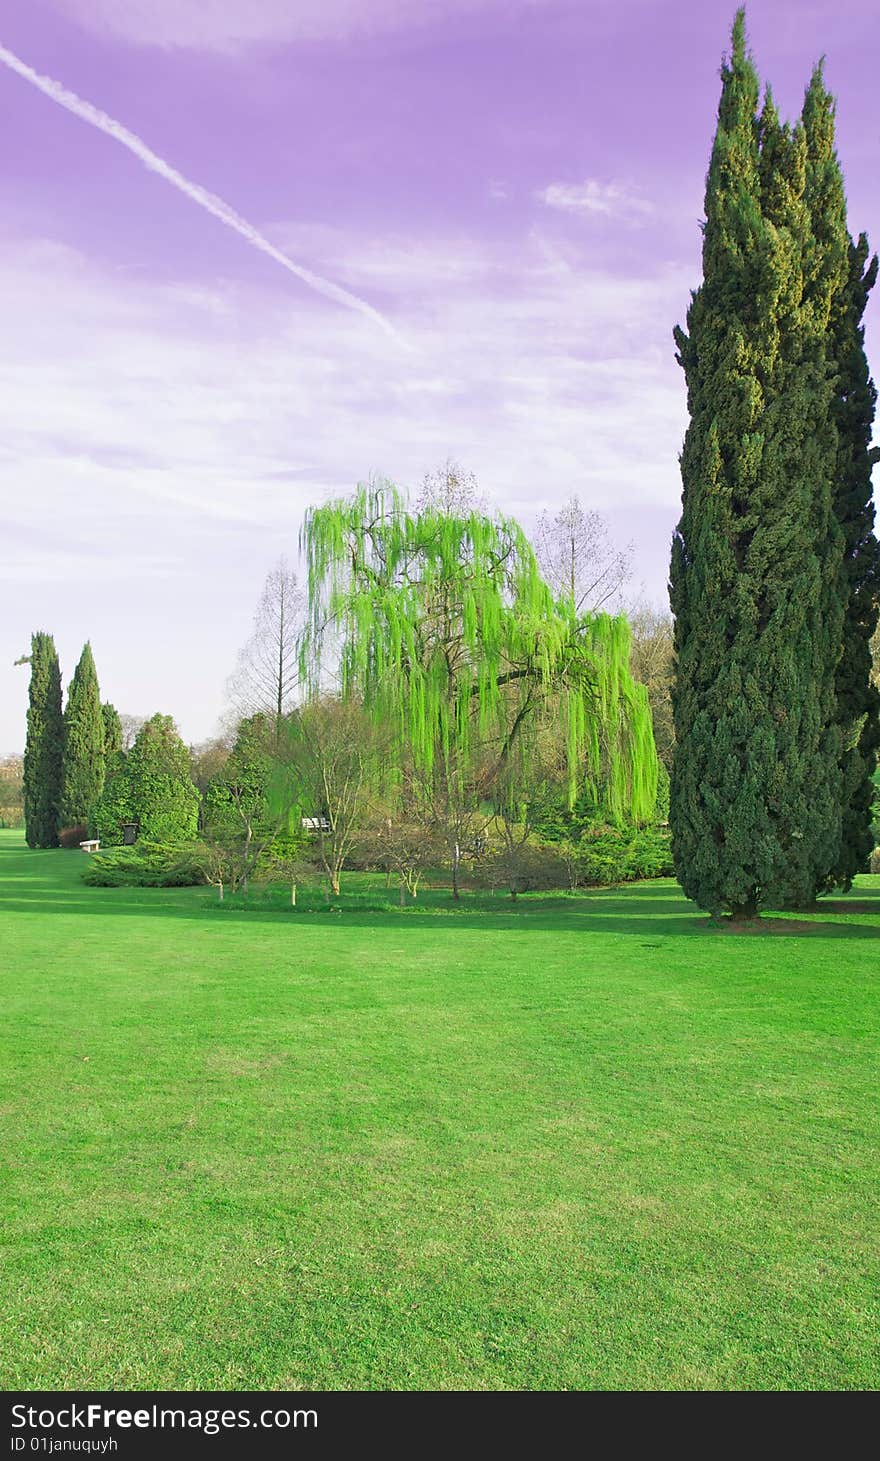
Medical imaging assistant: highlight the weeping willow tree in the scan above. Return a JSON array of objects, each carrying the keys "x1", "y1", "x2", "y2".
[{"x1": 299, "y1": 480, "x2": 657, "y2": 824}]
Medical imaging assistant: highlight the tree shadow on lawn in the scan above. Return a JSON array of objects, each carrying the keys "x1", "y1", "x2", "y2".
[
  {"x1": 3, "y1": 889, "x2": 880, "y2": 940},
  {"x1": 4, "y1": 837, "x2": 879, "y2": 937},
  {"x1": 813, "y1": 900, "x2": 880, "y2": 916}
]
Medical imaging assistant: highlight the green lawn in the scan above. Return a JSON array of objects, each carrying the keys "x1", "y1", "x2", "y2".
[{"x1": 1, "y1": 828, "x2": 878, "y2": 1391}]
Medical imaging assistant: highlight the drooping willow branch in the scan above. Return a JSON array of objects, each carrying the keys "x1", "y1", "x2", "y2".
[{"x1": 298, "y1": 479, "x2": 658, "y2": 822}]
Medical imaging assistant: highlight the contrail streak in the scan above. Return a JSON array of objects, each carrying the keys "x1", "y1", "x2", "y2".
[{"x1": 0, "y1": 41, "x2": 405, "y2": 345}]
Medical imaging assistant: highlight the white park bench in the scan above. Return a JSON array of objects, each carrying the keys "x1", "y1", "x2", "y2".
[{"x1": 79, "y1": 838, "x2": 100, "y2": 853}]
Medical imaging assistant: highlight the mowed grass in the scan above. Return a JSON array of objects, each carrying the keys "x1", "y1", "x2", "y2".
[{"x1": 1, "y1": 828, "x2": 878, "y2": 1391}]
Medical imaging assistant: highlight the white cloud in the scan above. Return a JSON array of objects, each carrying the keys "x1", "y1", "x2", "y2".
[
  {"x1": 46, "y1": 0, "x2": 549, "y2": 51},
  {"x1": 538, "y1": 179, "x2": 654, "y2": 221},
  {"x1": 0, "y1": 226, "x2": 687, "y2": 749},
  {"x1": 0, "y1": 226, "x2": 689, "y2": 543},
  {"x1": 268, "y1": 222, "x2": 499, "y2": 294}
]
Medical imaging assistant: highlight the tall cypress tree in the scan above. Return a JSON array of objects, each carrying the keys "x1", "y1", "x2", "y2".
[
  {"x1": 60, "y1": 643, "x2": 106, "y2": 829},
  {"x1": 669, "y1": 13, "x2": 844, "y2": 915},
  {"x1": 803, "y1": 66, "x2": 880, "y2": 889},
  {"x1": 758, "y1": 85, "x2": 848, "y2": 905},
  {"x1": 101, "y1": 702, "x2": 123, "y2": 758},
  {"x1": 22, "y1": 631, "x2": 64, "y2": 848}
]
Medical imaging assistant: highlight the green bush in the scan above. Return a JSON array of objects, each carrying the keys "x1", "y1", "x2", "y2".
[
  {"x1": 80, "y1": 827, "x2": 674, "y2": 892},
  {"x1": 254, "y1": 827, "x2": 310, "y2": 877},
  {"x1": 529, "y1": 787, "x2": 604, "y2": 844},
  {"x1": 654, "y1": 761, "x2": 670, "y2": 824},
  {"x1": 575, "y1": 826, "x2": 674, "y2": 885},
  {"x1": 82, "y1": 841, "x2": 206, "y2": 888},
  {"x1": 469, "y1": 825, "x2": 673, "y2": 893},
  {"x1": 92, "y1": 717, "x2": 199, "y2": 845},
  {"x1": 90, "y1": 755, "x2": 132, "y2": 845}
]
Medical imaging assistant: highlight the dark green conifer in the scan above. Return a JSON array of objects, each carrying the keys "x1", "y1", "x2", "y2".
[
  {"x1": 758, "y1": 85, "x2": 848, "y2": 905},
  {"x1": 101, "y1": 703, "x2": 123, "y2": 759},
  {"x1": 802, "y1": 65, "x2": 880, "y2": 889},
  {"x1": 669, "y1": 13, "x2": 846, "y2": 914},
  {"x1": 125, "y1": 715, "x2": 200, "y2": 843},
  {"x1": 60, "y1": 643, "x2": 106, "y2": 829},
  {"x1": 22, "y1": 632, "x2": 64, "y2": 848},
  {"x1": 93, "y1": 714, "x2": 199, "y2": 844},
  {"x1": 91, "y1": 755, "x2": 132, "y2": 846}
]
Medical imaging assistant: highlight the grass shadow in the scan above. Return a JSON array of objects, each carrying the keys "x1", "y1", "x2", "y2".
[{"x1": 2, "y1": 835, "x2": 879, "y2": 940}]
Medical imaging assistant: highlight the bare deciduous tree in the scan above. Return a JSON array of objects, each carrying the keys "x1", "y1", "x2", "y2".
[
  {"x1": 118, "y1": 714, "x2": 146, "y2": 751},
  {"x1": 394, "y1": 746, "x2": 494, "y2": 901},
  {"x1": 195, "y1": 838, "x2": 234, "y2": 902},
  {"x1": 227, "y1": 557, "x2": 304, "y2": 732},
  {"x1": 359, "y1": 810, "x2": 446, "y2": 904},
  {"x1": 485, "y1": 738, "x2": 560, "y2": 899},
  {"x1": 287, "y1": 696, "x2": 383, "y2": 896},
  {"x1": 535, "y1": 496, "x2": 632, "y2": 613},
  {"x1": 626, "y1": 600, "x2": 675, "y2": 770},
  {"x1": 415, "y1": 459, "x2": 486, "y2": 516}
]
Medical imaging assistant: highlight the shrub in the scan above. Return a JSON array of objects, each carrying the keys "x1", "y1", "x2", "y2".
[
  {"x1": 90, "y1": 755, "x2": 132, "y2": 845},
  {"x1": 479, "y1": 840, "x2": 569, "y2": 897},
  {"x1": 0, "y1": 755, "x2": 24, "y2": 829},
  {"x1": 654, "y1": 761, "x2": 670, "y2": 824},
  {"x1": 576, "y1": 826, "x2": 674, "y2": 886},
  {"x1": 469, "y1": 824, "x2": 673, "y2": 893},
  {"x1": 529, "y1": 787, "x2": 605, "y2": 845},
  {"x1": 58, "y1": 824, "x2": 88, "y2": 849},
  {"x1": 254, "y1": 827, "x2": 309, "y2": 875},
  {"x1": 82, "y1": 840, "x2": 206, "y2": 888},
  {"x1": 93, "y1": 717, "x2": 200, "y2": 846}
]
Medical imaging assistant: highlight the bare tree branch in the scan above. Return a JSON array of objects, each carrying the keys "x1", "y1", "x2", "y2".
[
  {"x1": 227, "y1": 557, "x2": 304, "y2": 731},
  {"x1": 535, "y1": 496, "x2": 632, "y2": 614}
]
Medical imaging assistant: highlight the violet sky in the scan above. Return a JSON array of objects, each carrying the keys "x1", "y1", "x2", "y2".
[{"x1": 1, "y1": 0, "x2": 877, "y2": 751}]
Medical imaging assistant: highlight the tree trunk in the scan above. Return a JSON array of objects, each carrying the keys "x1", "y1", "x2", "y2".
[
  {"x1": 291, "y1": 882, "x2": 296, "y2": 906},
  {"x1": 399, "y1": 883, "x2": 406, "y2": 907},
  {"x1": 217, "y1": 880, "x2": 224, "y2": 901},
  {"x1": 330, "y1": 874, "x2": 340, "y2": 896},
  {"x1": 729, "y1": 900, "x2": 758, "y2": 923},
  {"x1": 452, "y1": 841, "x2": 461, "y2": 900}
]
